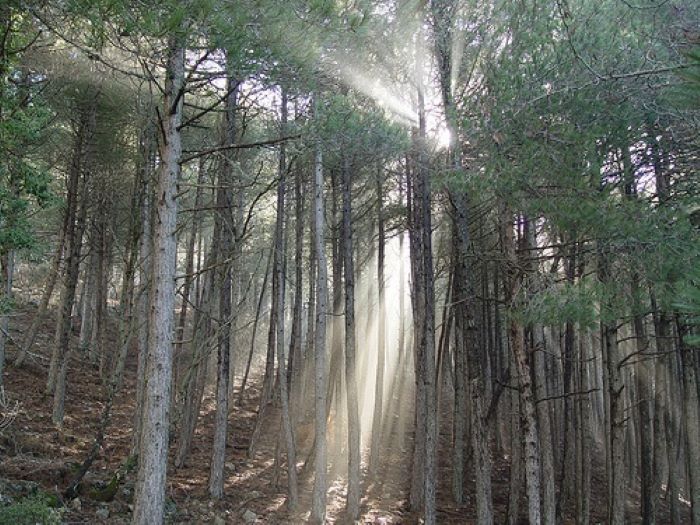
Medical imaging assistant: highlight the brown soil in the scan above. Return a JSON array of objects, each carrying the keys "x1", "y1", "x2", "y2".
[{"x1": 0, "y1": 302, "x2": 690, "y2": 523}]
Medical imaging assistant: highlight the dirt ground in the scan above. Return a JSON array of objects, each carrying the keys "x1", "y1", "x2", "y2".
[{"x1": 0, "y1": 302, "x2": 688, "y2": 523}]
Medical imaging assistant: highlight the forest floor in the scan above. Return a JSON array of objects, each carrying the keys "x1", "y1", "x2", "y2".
[{"x1": 0, "y1": 302, "x2": 687, "y2": 523}]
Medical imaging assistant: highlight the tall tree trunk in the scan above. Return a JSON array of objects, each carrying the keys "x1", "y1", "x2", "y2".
[
  {"x1": 507, "y1": 388, "x2": 522, "y2": 525},
  {"x1": 239, "y1": 248, "x2": 272, "y2": 403},
  {"x1": 79, "y1": 237, "x2": 97, "y2": 359},
  {"x1": 502, "y1": 211, "x2": 541, "y2": 524},
  {"x1": 209, "y1": 69, "x2": 238, "y2": 499},
  {"x1": 50, "y1": 98, "x2": 95, "y2": 426},
  {"x1": 287, "y1": 159, "x2": 304, "y2": 421},
  {"x1": 416, "y1": 62, "x2": 437, "y2": 523},
  {"x1": 341, "y1": 152, "x2": 360, "y2": 519},
  {"x1": 676, "y1": 317, "x2": 700, "y2": 524},
  {"x1": 174, "y1": 157, "x2": 206, "y2": 381},
  {"x1": 133, "y1": 119, "x2": 155, "y2": 454},
  {"x1": 370, "y1": 169, "x2": 386, "y2": 475},
  {"x1": 631, "y1": 275, "x2": 655, "y2": 525},
  {"x1": 598, "y1": 246, "x2": 626, "y2": 525},
  {"x1": 174, "y1": 250, "x2": 215, "y2": 469},
  {"x1": 311, "y1": 105, "x2": 328, "y2": 524},
  {"x1": 533, "y1": 323, "x2": 556, "y2": 525},
  {"x1": 273, "y1": 87, "x2": 299, "y2": 509},
  {"x1": 132, "y1": 35, "x2": 184, "y2": 525},
  {"x1": 111, "y1": 173, "x2": 143, "y2": 389}
]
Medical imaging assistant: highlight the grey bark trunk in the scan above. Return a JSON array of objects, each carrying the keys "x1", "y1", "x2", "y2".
[
  {"x1": 598, "y1": 247, "x2": 626, "y2": 525},
  {"x1": 311, "y1": 114, "x2": 328, "y2": 524},
  {"x1": 370, "y1": 169, "x2": 386, "y2": 475},
  {"x1": 502, "y1": 211, "x2": 541, "y2": 524},
  {"x1": 208, "y1": 67, "x2": 238, "y2": 500},
  {"x1": 272, "y1": 88, "x2": 299, "y2": 509},
  {"x1": 341, "y1": 153, "x2": 361, "y2": 519},
  {"x1": 50, "y1": 98, "x2": 95, "y2": 425},
  {"x1": 132, "y1": 36, "x2": 184, "y2": 525}
]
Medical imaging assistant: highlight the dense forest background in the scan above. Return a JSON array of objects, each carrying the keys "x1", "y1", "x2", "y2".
[{"x1": 0, "y1": 0, "x2": 699, "y2": 523}]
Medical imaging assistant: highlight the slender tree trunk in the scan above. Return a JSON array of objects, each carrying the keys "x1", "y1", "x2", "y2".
[
  {"x1": 209, "y1": 69, "x2": 238, "y2": 499},
  {"x1": 370, "y1": 169, "x2": 386, "y2": 475},
  {"x1": 96, "y1": 211, "x2": 113, "y2": 381},
  {"x1": 676, "y1": 317, "x2": 700, "y2": 524},
  {"x1": 341, "y1": 152, "x2": 361, "y2": 519},
  {"x1": 111, "y1": 175, "x2": 142, "y2": 388},
  {"x1": 132, "y1": 36, "x2": 184, "y2": 525},
  {"x1": 79, "y1": 238, "x2": 97, "y2": 358},
  {"x1": 630, "y1": 275, "x2": 655, "y2": 525},
  {"x1": 598, "y1": 246, "x2": 626, "y2": 525},
  {"x1": 287, "y1": 160, "x2": 304, "y2": 421},
  {"x1": 174, "y1": 158, "x2": 206, "y2": 377},
  {"x1": 273, "y1": 88, "x2": 299, "y2": 509},
  {"x1": 533, "y1": 323, "x2": 556, "y2": 525},
  {"x1": 133, "y1": 120, "x2": 155, "y2": 454},
  {"x1": 50, "y1": 98, "x2": 95, "y2": 426},
  {"x1": 311, "y1": 108, "x2": 328, "y2": 524},
  {"x1": 507, "y1": 386, "x2": 522, "y2": 525},
  {"x1": 239, "y1": 248, "x2": 272, "y2": 403},
  {"x1": 174, "y1": 251, "x2": 215, "y2": 468},
  {"x1": 413, "y1": 64, "x2": 438, "y2": 523},
  {"x1": 502, "y1": 211, "x2": 541, "y2": 524}
]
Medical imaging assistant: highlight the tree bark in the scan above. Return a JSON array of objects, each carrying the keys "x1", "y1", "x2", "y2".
[
  {"x1": 132, "y1": 35, "x2": 184, "y2": 525},
  {"x1": 273, "y1": 87, "x2": 299, "y2": 509},
  {"x1": 50, "y1": 97, "x2": 95, "y2": 426},
  {"x1": 502, "y1": 211, "x2": 541, "y2": 524},
  {"x1": 208, "y1": 65, "x2": 238, "y2": 500},
  {"x1": 370, "y1": 169, "x2": 386, "y2": 475},
  {"x1": 341, "y1": 152, "x2": 360, "y2": 519},
  {"x1": 311, "y1": 103, "x2": 328, "y2": 524},
  {"x1": 598, "y1": 246, "x2": 626, "y2": 525}
]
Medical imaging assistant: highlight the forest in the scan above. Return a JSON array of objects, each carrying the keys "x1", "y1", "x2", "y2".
[{"x1": 0, "y1": 0, "x2": 699, "y2": 523}]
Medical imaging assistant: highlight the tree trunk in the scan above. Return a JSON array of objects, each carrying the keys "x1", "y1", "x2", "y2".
[
  {"x1": 174, "y1": 157, "x2": 206, "y2": 383},
  {"x1": 341, "y1": 152, "x2": 361, "y2": 519},
  {"x1": 311, "y1": 105, "x2": 328, "y2": 524},
  {"x1": 132, "y1": 35, "x2": 184, "y2": 525},
  {"x1": 133, "y1": 120, "x2": 155, "y2": 454},
  {"x1": 287, "y1": 159, "x2": 304, "y2": 422},
  {"x1": 50, "y1": 97, "x2": 95, "y2": 426},
  {"x1": 209, "y1": 69, "x2": 238, "y2": 499},
  {"x1": 502, "y1": 211, "x2": 541, "y2": 524},
  {"x1": 239, "y1": 247, "x2": 272, "y2": 404},
  {"x1": 370, "y1": 169, "x2": 386, "y2": 475},
  {"x1": 273, "y1": 88, "x2": 299, "y2": 509},
  {"x1": 598, "y1": 246, "x2": 626, "y2": 525},
  {"x1": 174, "y1": 250, "x2": 215, "y2": 469},
  {"x1": 677, "y1": 317, "x2": 700, "y2": 524}
]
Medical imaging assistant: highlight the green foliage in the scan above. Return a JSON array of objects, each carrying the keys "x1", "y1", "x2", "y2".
[
  {"x1": 0, "y1": 493, "x2": 63, "y2": 525},
  {"x1": 673, "y1": 46, "x2": 700, "y2": 109},
  {"x1": 521, "y1": 281, "x2": 599, "y2": 328},
  {"x1": 674, "y1": 266, "x2": 700, "y2": 346},
  {"x1": 0, "y1": 6, "x2": 53, "y2": 257}
]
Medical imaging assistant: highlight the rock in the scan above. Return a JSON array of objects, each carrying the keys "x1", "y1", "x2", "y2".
[
  {"x1": 96, "y1": 505, "x2": 110, "y2": 520},
  {"x1": 213, "y1": 516, "x2": 226, "y2": 525},
  {"x1": 242, "y1": 509, "x2": 257, "y2": 523},
  {"x1": 70, "y1": 497, "x2": 82, "y2": 511},
  {"x1": 246, "y1": 491, "x2": 263, "y2": 500}
]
